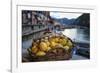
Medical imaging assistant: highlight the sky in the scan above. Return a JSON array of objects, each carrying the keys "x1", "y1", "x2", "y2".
[{"x1": 50, "y1": 12, "x2": 82, "y2": 19}]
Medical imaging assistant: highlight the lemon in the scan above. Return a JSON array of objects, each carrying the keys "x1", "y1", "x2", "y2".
[
  {"x1": 59, "y1": 38, "x2": 67, "y2": 46},
  {"x1": 68, "y1": 40, "x2": 73, "y2": 47},
  {"x1": 55, "y1": 37, "x2": 59, "y2": 43},
  {"x1": 46, "y1": 47, "x2": 51, "y2": 51},
  {"x1": 39, "y1": 42, "x2": 48, "y2": 51},
  {"x1": 64, "y1": 45, "x2": 70, "y2": 50},
  {"x1": 36, "y1": 51, "x2": 46, "y2": 56},
  {"x1": 50, "y1": 41, "x2": 57, "y2": 48},
  {"x1": 44, "y1": 40, "x2": 50, "y2": 47},
  {"x1": 32, "y1": 46, "x2": 38, "y2": 53}
]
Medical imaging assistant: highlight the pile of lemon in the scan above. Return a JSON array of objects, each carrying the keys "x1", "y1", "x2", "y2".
[{"x1": 30, "y1": 35, "x2": 73, "y2": 57}]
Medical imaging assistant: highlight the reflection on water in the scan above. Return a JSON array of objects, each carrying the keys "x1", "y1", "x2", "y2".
[
  {"x1": 62, "y1": 28, "x2": 90, "y2": 43},
  {"x1": 62, "y1": 28, "x2": 77, "y2": 40}
]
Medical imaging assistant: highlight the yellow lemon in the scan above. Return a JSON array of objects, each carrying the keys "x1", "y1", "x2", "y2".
[
  {"x1": 50, "y1": 41, "x2": 57, "y2": 48},
  {"x1": 67, "y1": 40, "x2": 73, "y2": 48},
  {"x1": 32, "y1": 46, "x2": 38, "y2": 53},
  {"x1": 46, "y1": 47, "x2": 52, "y2": 51},
  {"x1": 59, "y1": 38, "x2": 67, "y2": 46},
  {"x1": 36, "y1": 51, "x2": 46, "y2": 56},
  {"x1": 64, "y1": 45, "x2": 70, "y2": 50},
  {"x1": 39, "y1": 42, "x2": 48, "y2": 51},
  {"x1": 44, "y1": 40, "x2": 50, "y2": 47},
  {"x1": 55, "y1": 37, "x2": 59, "y2": 43}
]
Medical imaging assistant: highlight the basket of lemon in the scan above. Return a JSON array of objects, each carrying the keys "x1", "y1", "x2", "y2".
[{"x1": 27, "y1": 35, "x2": 74, "y2": 61}]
